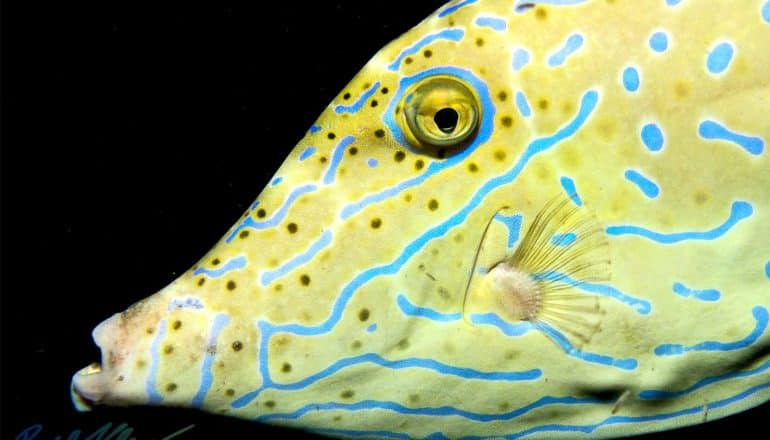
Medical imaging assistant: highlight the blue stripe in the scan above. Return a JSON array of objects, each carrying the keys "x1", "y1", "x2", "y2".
[
  {"x1": 388, "y1": 29, "x2": 465, "y2": 71},
  {"x1": 397, "y1": 294, "x2": 462, "y2": 322},
  {"x1": 192, "y1": 255, "x2": 247, "y2": 278},
  {"x1": 298, "y1": 146, "x2": 316, "y2": 161},
  {"x1": 699, "y1": 120, "x2": 764, "y2": 155},
  {"x1": 649, "y1": 31, "x2": 668, "y2": 52},
  {"x1": 475, "y1": 16, "x2": 507, "y2": 31},
  {"x1": 706, "y1": 41, "x2": 734, "y2": 74},
  {"x1": 493, "y1": 213, "x2": 523, "y2": 248},
  {"x1": 260, "y1": 230, "x2": 333, "y2": 286},
  {"x1": 437, "y1": 0, "x2": 478, "y2": 17},
  {"x1": 621, "y1": 66, "x2": 640, "y2": 92},
  {"x1": 323, "y1": 136, "x2": 355, "y2": 184},
  {"x1": 515, "y1": 90, "x2": 531, "y2": 117},
  {"x1": 532, "y1": 271, "x2": 651, "y2": 314},
  {"x1": 334, "y1": 82, "x2": 380, "y2": 114},
  {"x1": 225, "y1": 184, "x2": 318, "y2": 242},
  {"x1": 624, "y1": 169, "x2": 659, "y2": 198},
  {"x1": 547, "y1": 34, "x2": 583, "y2": 67},
  {"x1": 512, "y1": 47, "x2": 530, "y2": 71},
  {"x1": 641, "y1": 123, "x2": 664, "y2": 151},
  {"x1": 672, "y1": 282, "x2": 720, "y2": 302},
  {"x1": 146, "y1": 320, "x2": 166, "y2": 404},
  {"x1": 559, "y1": 176, "x2": 582, "y2": 206},
  {"x1": 607, "y1": 201, "x2": 753, "y2": 243},
  {"x1": 191, "y1": 314, "x2": 230, "y2": 408},
  {"x1": 551, "y1": 232, "x2": 576, "y2": 246},
  {"x1": 640, "y1": 358, "x2": 770, "y2": 399}
]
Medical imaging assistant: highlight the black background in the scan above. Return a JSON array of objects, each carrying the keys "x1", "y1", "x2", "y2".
[{"x1": 2, "y1": 1, "x2": 769, "y2": 438}]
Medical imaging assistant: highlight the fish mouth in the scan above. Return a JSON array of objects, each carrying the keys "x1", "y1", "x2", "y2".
[{"x1": 70, "y1": 316, "x2": 117, "y2": 411}]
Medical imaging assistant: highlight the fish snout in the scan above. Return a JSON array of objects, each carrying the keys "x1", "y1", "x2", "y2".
[{"x1": 71, "y1": 314, "x2": 119, "y2": 410}]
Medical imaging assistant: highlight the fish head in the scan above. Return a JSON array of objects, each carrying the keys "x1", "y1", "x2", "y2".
[{"x1": 72, "y1": 0, "x2": 770, "y2": 437}]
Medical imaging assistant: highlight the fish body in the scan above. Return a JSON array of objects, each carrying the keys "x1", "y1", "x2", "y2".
[{"x1": 71, "y1": 0, "x2": 770, "y2": 438}]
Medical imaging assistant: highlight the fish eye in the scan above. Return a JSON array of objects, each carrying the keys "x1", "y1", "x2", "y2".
[{"x1": 399, "y1": 75, "x2": 480, "y2": 150}]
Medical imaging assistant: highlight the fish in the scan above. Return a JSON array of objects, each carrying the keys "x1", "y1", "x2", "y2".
[{"x1": 70, "y1": 0, "x2": 770, "y2": 438}]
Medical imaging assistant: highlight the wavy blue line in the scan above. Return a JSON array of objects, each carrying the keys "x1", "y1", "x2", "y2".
[
  {"x1": 323, "y1": 136, "x2": 355, "y2": 185},
  {"x1": 192, "y1": 255, "x2": 246, "y2": 278},
  {"x1": 547, "y1": 33, "x2": 583, "y2": 67},
  {"x1": 515, "y1": 90, "x2": 531, "y2": 117},
  {"x1": 606, "y1": 201, "x2": 753, "y2": 243},
  {"x1": 639, "y1": 358, "x2": 770, "y2": 399},
  {"x1": 493, "y1": 213, "x2": 523, "y2": 248},
  {"x1": 475, "y1": 16, "x2": 507, "y2": 31},
  {"x1": 146, "y1": 319, "x2": 166, "y2": 404},
  {"x1": 532, "y1": 271, "x2": 651, "y2": 314},
  {"x1": 471, "y1": 313, "x2": 534, "y2": 336},
  {"x1": 466, "y1": 381, "x2": 770, "y2": 439},
  {"x1": 672, "y1": 281, "x2": 720, "y2": 302},
  {"x1": 388, "y1": 29, "x2": 465, "y2": 71},
  {"x1": 260, "y1": 230, "x2": 333, "y2": 286},
  {"x1": 765, "y1": 261, "x2": 770, "y2": 278},
  {"x1": 512, "y1": 47, "x2": 530, "y2": 71},
  {"x1": 699, "y1": 120, "x2": 765, "y2": 155},
  {"x1": 397, "y1": 294, "x2": 462, "y2": 322},
  {"x1": 437, "y1": 0, "x2": 478, "y2": 17},
  {"x1": 309, "y1": 125, "x2": 321, "y2": 133},
  {"x1": 191, "y1": 313, "x2": 230, "y2": 408},
  {"x1": 655, "y1": 306, "x2": 768, "y2": 356},
  {"x1": 299, "y1": 146, "x2": 316, "y2": 161},
  {"x1": 624, "y1": 169, "x2": 659, "y2": 198},
  {"x1": 225, "y1": 184, "x2": 318, "y2": 242},
  {"x1": 334, "y1": 82, "x2": 380, "y2": 114},
  {"x1": 559, "y1": 176, "x2": 582, "y2": 206},
  {"x1": 257, "y1": 394, "x2": 602, "y2": 424}
]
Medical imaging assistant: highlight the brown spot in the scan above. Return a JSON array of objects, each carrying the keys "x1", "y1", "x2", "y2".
[
  {"x1": 535, "y1": 7, "x2": 547, "y2": 20},
  {"x1": 394, "y1": 151, "x2": 406, "y2": 162},
  {"x1": 409, "y1": 394, "x2": 420, "y2": 404},
  {"x1": 405, "y1": 57, "x2": 413, "y2": 65},
  {"x1": 281, "y1": 362, "x2": 292, "y2": 373},
  {"x1": 397, "y1": 338, "x2": 410, "y2": 350},
  {"x1": 300, "y1": 274, "x2": 311, "y2": 286},
  {"x1": 475, "y1": 37, "x2": 484, "y2": 47},
  {"x1": 358, "y1": 308, "x2": 370, "y2": 321},
  {"x1": 428, "y1": 199, "x2": 439, "y2": 211},
  {"x1": 468, "y1": 163, "x2": 479, "y2": 173},
  {"x1": 694, "y1": 190, "x2": 709, "y2": 205},
  {"x1": 351, "y1": 340, "x2": 362, "y2": 350},
  {"x1": 454, "y1": 234, "x2": 464, "y2": 243},
  {"x1": 370, "y1": 100, "x2": 378, "y2": 108},
  {"x1": 166, "y1": 383, "x2": 177, "y2": 392},
  {"x1": 674, "y1": 80, "x2": 690, "y2": 98},
  {"x1": 494, "y1": 150, "x2": 507, "y2": 161},
  {"x1": 374, "y1": 129, "x2": 385, "y2": 138},
  {"x1": 232, "y1": 341, "x2": 243, "y2": 352},
  {"x1": 343, "y1": 92, "x2": 351, "y2": 100},
  {"x1": 404, "y1": 193, "x2": 413, "y2": 202},
  {"x1": 146, "y1": 328, "x2": 154, "y2": 335},
  {"x1": 163, "y1": 345, "x2": 174, "y2": 354},
  {"x1": 415, "y1": 159, "x2": 424, "y2": 170},
  {"x1": 497, "y1": 91, "x2": 508, "y2": 101},
  {"x1": 537, "y1": 99, "x2": 549, "y2": 110},
  {"x1": 340, "y1": 390, "x2": 355, "y2": 399},
  {"x1": 226, "y1": 280, "x2": 237, "y2": 291},
  {"x1": 257, "y1": 208, "x2": 266, "y2": 218},
  {"x1": 500, "y1": 116, "x2": 513, "y2": 127},
  {"x1": 239, "y1": 230, "x2": 250, "y2": 239},
  {"x1": 225, "y1": 389, "x2": 235, "y2": 397},
  {"x1": 381, "y1": 87, "x2": 389, "y2": 94},
  {"x1": 287, "y1": 223, "x2": 298, "y2": 234},
  {"x1": 265, "y1": 400, "x2": 276, "y2": 408},
  {"x1": 320, "y1": 156, "x2": 328, "y2": 163},
  {"x1": 348, "y1": 147, "x2": 358, "y2": 156},
  {"x1": 212, "y1": 258, "x2": 221, "y2": 266},
  {"x1": 370, "y1": 218, "x2": 382, "y2": 229},
  {"x1": 172, "y1": 320, "x2": 182, "y2": 330},
  {"x1": 197, "y1": 278, "x2": 205, "y2": 286},
  {"x1": 274, "y1": 284, "x2": 283, "y2": 292},
  {"x1": 423, "y1": 49, "x2": 432, "y2": 58}
]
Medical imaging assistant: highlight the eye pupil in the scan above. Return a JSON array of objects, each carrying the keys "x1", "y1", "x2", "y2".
[{"x1": 434, "y1": 108, "x2": 459, "y2": 134}]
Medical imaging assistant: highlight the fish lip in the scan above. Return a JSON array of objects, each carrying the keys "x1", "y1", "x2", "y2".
[{"x1": 70, "y1": 317, "x2": 115, "y2": 411}]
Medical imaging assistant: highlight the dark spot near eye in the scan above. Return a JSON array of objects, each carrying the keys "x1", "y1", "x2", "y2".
[
  {"x1": 374, "y1": 129, "x2": 385, "y2": 138},
  {"x1": 475, "y1": 37, "x2": 484, "y2": 47},
  {"x1": 300, "y1": 274, "x2": 311, "y2": 286},
  {"x1": 146, "y1": 328, "x2": 154, "y2": 335},
  {"x1": 397, "y1": 338, "x2": 410, "y2": 350},
  {"x1": 535, "y1": 7, "x2": 547, "y2": 20},
  {"x1": 320, "y1": 156, "x2": 328, "y2": 163},
  {"x1": 226, "y1": 280, "x2": 237, "y2": 291},
  {"x1": 538, "y1": 99, "x2": 549, "y2": 110},
  {"x1": 468, "y1": 163, "x2": 479, "y2": 173},
  {"x1": 239, "y1": 230, "x2": 250, "y2": 239},
  {"x1": 281, "y1": 362, "x2": 292, "y2": 373},
  {"x1": 423, "y1": 49, "x2": 432, "y2": 58},
  {"x1": 428, "y1": 199, "x2": 439, "y2": 211},
  {"x1": 358, "y1": 308, "x2": 370, "y2": 321},
  {"x1": 164, "y1": 345, "x2": 174, "y2": 354},
  {"x1": 287, "y1": 223, "x2": 298, "y2": 234},
  {"x1": 172, "y1": 320, "x2": 182, "y2": 330},
  {"x1": 448, "y1": 18, "x2": 455, "y2": 26},
  {"x1": 381, "y1": 87, "x2": 389, "y2": 94},
  {"x1": 370, "y1": 218, "x2": 382, "y2": 229},
  {"x1": 225, "y1": 389, "x2": 235, "y2": 397},
  {"x1": 405, "y1": 57, "x2": 413, "y2": 64},
  {"x1": 434, "y1": 108, "x2": 458, "y2": 133},
  {"x1": 348, "y1": 147, "x2": 358, "y2": 155},
  {"x1": 274, "y1": 284, "x2": 283, "y2": 292},
  {"x1": 501, "y1": 116, "x2": 514, "y2": 127},
  {"x1": 363, "y1": 82, "x2": 371, "y2": 89},
  {"x1": 197, "y1": 278, "x2": 205, "y2": 286},
  {"x1": 404, "y1": 193, "x2": 413, "y2": 202},
  {"x1": 497, "y1": 91, "x2": 508, "y2": 101},
  {"x1": 264, "y1": 401, "x2": 276, "y2": 408},
  {"x1": 369, "y1": 99, "x2": 378, "y2": 108},
  {"x1": 212, "y1": 258, "x2": 220, "y2": 266},
  {"x1": 516, "y1": 2, "x2": 535, "y2": 12},
  {"x1": 257, "y1": 209, "x2": 266, "y2": 218},
  {"x1": 351, "y1": 340, "x2": 362, "y2": 350},
  {"x1": 232, "y1": 341, "x2": 243, "y2": 352},
  {"x1": 340, "y1": 390, "x2": 355, "y2": 399},
  {"x1": 327, "y1": 132, "x2": 336, "y2": 140},
  {"x1": 166, "y1": 383, "x2": 177, "y2": 392},
  {"x1": 343, "y1": 92, "x2": 351, "y2": 100},
  {"x1": 394, "y1": 151, "x2": 406, "y2": 162},
  {"x1": 415, "y1": 159, "x2": 424, "y2": 170}
]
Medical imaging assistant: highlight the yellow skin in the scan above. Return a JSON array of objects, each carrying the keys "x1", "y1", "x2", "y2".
[{"x1": 72, "y1": 0, "x2": 770, "y2": 438}]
